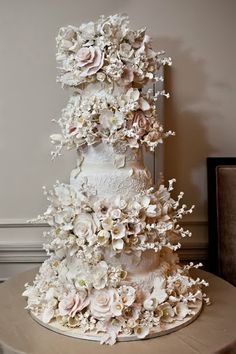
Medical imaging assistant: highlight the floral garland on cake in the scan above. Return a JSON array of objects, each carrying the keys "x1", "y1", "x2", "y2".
[
  {"x1": 56, "y1": 14, "x2": 171, "y2": 88},
  {"x1": 50, "y1": 85, "x2": 174, "y2": 157},
  {"x1": 51, "y1": 14, "x2": 173, "y2": 157},
  {"x1": 23, "y1": 179, "x2": 209, "y2": 345}
]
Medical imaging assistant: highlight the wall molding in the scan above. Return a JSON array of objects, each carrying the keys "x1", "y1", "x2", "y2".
[
  {"x1": 0, "y1": 219, "x2": 208, "y2": 280},
  {"x1": 0, "y1": 221, "x2": 48, "y2": 228},
  {"x1": 0, "y1": 241, "x2": 208, "y2": 263},
  {"x1": 0, "y1": 243, "x2": 46, "y2": 263}
]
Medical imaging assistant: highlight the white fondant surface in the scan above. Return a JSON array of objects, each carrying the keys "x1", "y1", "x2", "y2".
[{"x1": 70, "y1": 143, "x2": 152, "y2": 199}]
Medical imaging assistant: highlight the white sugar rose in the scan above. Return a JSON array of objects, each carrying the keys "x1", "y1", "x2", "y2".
[
  {"x1": 58, "y1": 291, "x2": 89, "y2": 317},
  {"x1": 73, "y1": 213, "x2": 99, "y2": 244},
  {"x1": 90, "y1": 289, "x2": 117, "y2": 320},
  {"x1": 76, "y1": 46, "x2": 104, "y2": 77}
]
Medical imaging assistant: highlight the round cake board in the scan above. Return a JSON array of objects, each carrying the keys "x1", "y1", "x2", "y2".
[{"x1": 30, "y1": 300, "x2": 202, "y2": 342}]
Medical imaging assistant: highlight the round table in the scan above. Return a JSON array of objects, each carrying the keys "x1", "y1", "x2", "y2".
[{"x1": 0, "y1": 268, "x2": 235, "y2": 354}]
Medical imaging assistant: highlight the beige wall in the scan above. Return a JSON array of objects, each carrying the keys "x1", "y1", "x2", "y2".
[{"x1": 0, "y1": 0, "x2": 235, "y2": 278}]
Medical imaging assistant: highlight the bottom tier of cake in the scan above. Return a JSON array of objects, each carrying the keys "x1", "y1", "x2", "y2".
[{"x1": 30, "y1": 299, "x2": 202, "y2": 343}]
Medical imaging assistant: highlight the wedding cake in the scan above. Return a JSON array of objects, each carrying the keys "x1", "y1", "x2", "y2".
[{"x1": 23, "y1": 14, "x2": 209, "y2": 345}]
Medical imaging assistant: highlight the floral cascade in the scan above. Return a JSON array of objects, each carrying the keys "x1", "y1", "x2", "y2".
[{"x1": 23, "y1": 14, "x2": 209, "y2": 345}]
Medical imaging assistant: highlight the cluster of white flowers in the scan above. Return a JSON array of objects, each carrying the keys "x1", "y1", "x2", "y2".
[
  {"x1": 37, "y1": 179, "x2": 194, "y2": 261},
  {"x1": 50, "y1": 84, "x2": 174, "y2": 156},
  {"x1": 24, "y1": 179, "x2": 208, "y2": 344},
  {"x1": 56, "y1": 14, "x2": 171, "y2": 88},
  {"x1": 23, "y1": 254, "x2": 208, "y2": 345}
]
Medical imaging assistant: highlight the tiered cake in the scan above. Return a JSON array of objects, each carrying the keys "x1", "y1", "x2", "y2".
[{"x1": 23, "y1": 14, "x2": 209, "y2": 345}]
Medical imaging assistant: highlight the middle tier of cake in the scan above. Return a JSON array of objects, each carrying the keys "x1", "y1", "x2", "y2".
[{"x1": 70, "y1": 143, "x2": 152, "y2": 199}]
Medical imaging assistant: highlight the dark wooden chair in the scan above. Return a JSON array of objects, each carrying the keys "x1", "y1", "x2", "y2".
[{"x1": 207, "y1": 157, "x2": 236, "y2": 286}]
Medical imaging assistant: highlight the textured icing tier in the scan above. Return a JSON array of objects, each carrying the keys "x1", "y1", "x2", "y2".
[
  {"x1": 70, "y1": 143, "x2": 152, "y2": 199},
  {"x1": 103, "y1": 247, "x2": 179, "y2": 282}
]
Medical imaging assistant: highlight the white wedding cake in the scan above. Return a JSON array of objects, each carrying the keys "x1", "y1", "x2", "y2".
[{"x1": 23, "y1": 14, "x2": 209, "y2": 345}]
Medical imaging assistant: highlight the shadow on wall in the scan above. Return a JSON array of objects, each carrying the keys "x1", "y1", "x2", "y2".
[{"x1": 152, "y1": 37, "x2": 220, "y2": 217}]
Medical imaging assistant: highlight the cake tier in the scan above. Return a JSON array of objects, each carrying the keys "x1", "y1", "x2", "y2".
[
  {"x1": 70, "y1": 142, "x2": 152, "y2": 199},
  {"x1": 30, "y1": 300, "x2": 203, "y2": 342},
  {"x1": 103, "y1": 247, "x2": 179, "y2": 282}
]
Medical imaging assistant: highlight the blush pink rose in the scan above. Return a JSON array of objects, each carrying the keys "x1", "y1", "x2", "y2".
[
  {"x1": 89, "y1": 289, "x2": 117, "y2": 320},
  {"x1": 76, "y1": 46, "x2": 104, "y2": 77},
  {"x1": 59, "y1": 292, "x2": 89, "y2": 317},
  {"x1": 127, "y1": 110, "x2": 149, "y2": 137}
]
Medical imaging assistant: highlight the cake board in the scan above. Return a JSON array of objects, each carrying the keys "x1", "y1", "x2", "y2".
[{"x1": 30, "y1": 299, "x2": 202, "y2": 342}]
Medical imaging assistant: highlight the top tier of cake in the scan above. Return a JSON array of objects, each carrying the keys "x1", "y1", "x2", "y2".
[
  {"x1": 51, "y1": 14, "x2": 172, "y2": 157},
  {"x1": 56, "y1": 14, "x2": 165, "y2": 89}
]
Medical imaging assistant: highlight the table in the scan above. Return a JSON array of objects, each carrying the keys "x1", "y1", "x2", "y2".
[{"x1": 0, "y1": 268, "x2": 235, "y2": 354}]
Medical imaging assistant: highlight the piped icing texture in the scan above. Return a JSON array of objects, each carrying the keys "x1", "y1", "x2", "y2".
[{"x1": 70, "y1": 143, "x2": 152, "y2": 198}]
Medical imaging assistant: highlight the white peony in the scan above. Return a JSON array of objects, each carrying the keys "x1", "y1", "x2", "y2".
[{"x1": 99, "y1": 110, "x2": 124, "y2": 131}]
